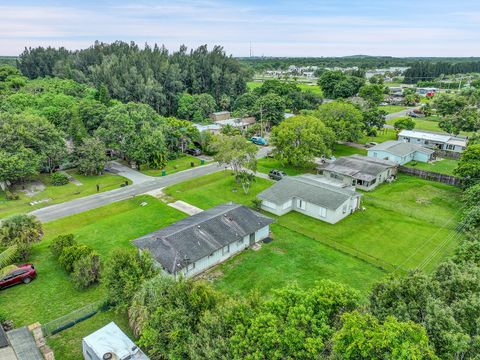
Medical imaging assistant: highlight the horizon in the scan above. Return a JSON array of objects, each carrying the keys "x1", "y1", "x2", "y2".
[{"x1": 1, "y1": 0, "x2": 480, "y2": 57}]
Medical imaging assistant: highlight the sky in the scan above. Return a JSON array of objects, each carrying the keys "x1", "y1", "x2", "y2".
[{"x1": 1, "y1": 0, "x2": 480, "y2": 57}]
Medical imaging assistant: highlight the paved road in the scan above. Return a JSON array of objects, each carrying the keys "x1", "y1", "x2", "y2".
[
  {"x1": 30, "y1": 146, "x2": 272, "y2": 222},
  {"x1": 383, "y1": 107, "x2": 419, "y2": 129}
]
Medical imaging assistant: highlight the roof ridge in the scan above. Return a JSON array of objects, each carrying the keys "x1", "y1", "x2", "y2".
[
  {"x1": 295, "y1": 175, "x2": 356, "y2": 196},
  {"x1": 163, "y1": 203, "x2": 242, "y2": 237}
]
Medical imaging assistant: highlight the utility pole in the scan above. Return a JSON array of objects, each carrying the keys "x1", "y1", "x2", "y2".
[{"x1": 249, "y1": 41, "x2": 252, "y2": 58}]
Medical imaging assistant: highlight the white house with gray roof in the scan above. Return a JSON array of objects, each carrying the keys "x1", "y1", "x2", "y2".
[
  {"x1": 132, "y1": 203, "x2": 272, "y2": 277},
  {"x1": 367, "y1": 140, "x2": 435, "y2": 165},
  {"x1": 398, "y1": 129, "x2": 467, "y2": 153},
  {"x1": 257, "y1": 174, "x2": 361, "y2": 224},
  {"x1": 319, "y1": 155, "x2": 397, "y2": 191}
]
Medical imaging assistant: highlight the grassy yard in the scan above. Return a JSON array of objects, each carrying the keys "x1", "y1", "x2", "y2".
[
  {"x1": 360, "y1": 128, "x2": 397, "y2": 144},
  {"x1": 140, "y1": 155, "x2": 206, "y2": 176},
  {"x1": 215, "y1": 224, "x2": 385, "y2": 297},
  {"x1": 333, "y1": 144, "x2": 367, "y2": 157},
  {"x1": 247, "y1": 81, "x2": 323, "y2": 96},
  {"x1": 164, "y1": 171, "x2": 273, "y2": 208},
  {"x1": 47, "y1": 310, "x2": 131, "y2": 360},
  {"x1": 0, "y1": 195, "x2": 185, "y2": 327},
  {"x1": 379, "y1": 105, "x2": 408, "y2": 114},
  {"x1": 277, "y1": 175, "x2": 463, "y2": 273},
  {"x1": 0, "y1": 170, "x2": 127, "y2": 219},
  {"x1": 257, "y1": 158, "x2": 316, "y2": 176},
  {"x1": 405, "y1": 159, "x2": 458, "y2": 176}
]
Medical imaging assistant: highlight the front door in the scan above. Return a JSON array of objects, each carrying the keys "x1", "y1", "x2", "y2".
[{"x1": 249, "y1": 233, "x2": 255, "y2": 246}]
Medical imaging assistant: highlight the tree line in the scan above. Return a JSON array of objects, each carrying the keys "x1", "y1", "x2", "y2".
[
  {"x1": 404, "y1": 61, "x2": 480, "y2": 84},
  {"x1": 17, "y1": 41, "x2": 251, "y2": 117}
]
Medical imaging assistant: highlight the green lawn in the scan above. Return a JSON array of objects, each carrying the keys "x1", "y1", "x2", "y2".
[
  {"x1": 333, "y1": 144, "x2": 367, "y2": 157},
  {"x1": 405, "y1": 159, "x2": 459, "y2": 176},
  {"x1": 0, "y1": 195, "x2": 185, "y2": 327},
  {"x1": 257, "y1": 158, "x2": 316, "y2": 176},
  {"x1": 140, "y1": 155, "x2": 207, "y2": 176},
  {"x1": 0, "y1": 170, "x2": 127, "y2": 219},
  {"x1": 360, "y1": 128, "x2": 397, "y2": 144},
  {"x1": 215, "y1": 223, "x2": 385, "y2": 297},
  {"x1": 379, "y1": 105, "x2": 408, "y2": 114},
  {"x1": 164, "y1": 171, "x2": 273, "y2": 208},
  {"x1": 47, "y1": 310, "x2": 132, "y2": 360},
  {"x1": 386, "y1": 116, "x2": 473, "y2": 136},
  {"x1": 277, "y1": 175, "x2": 463, "y2": 273}
]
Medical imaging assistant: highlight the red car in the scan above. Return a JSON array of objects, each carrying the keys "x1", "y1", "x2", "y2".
[{"x1": 0, "y1": 264, "x2": 37, "y2": 290}]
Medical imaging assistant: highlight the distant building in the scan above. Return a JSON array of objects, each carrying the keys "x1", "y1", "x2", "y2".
[
  {"x1": 82, "y1": 322, "x2": 149, "y2": 360},
  {"x1": 258, "y1": 174, "x2": 361, "y2": 224},
  {"x1": 209, "y1": 111, "x2": 231, "y2": 122},
  {"x1": 215, "y1": 117, "x2": 256, "y2": 131},
  {"x1": 132, "y1": 203, "x2": 273, "y2": 277},
  {"x1": 398, "y1": 129, "x2": 467, "y2": 153},
  {"x1": 318, "y1": 155, "x2": 397, "y2": 191},
  {"x1": 193, "y1": 123, "x2": 221, "y2": 134},
  {"x1": 368, "y1": 140, "x2": 435, "y2": 165}
]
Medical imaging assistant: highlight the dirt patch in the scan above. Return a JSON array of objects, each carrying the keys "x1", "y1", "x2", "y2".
[
  {"x1": 15, "y1": 181, "x2": 46, "y2": 197},
  {"x1": 415, "y1": 196, "x2": 432, "y2": 205},
  {"x1": 198, "y1": 269, "x2": 224, "y2": 282}
]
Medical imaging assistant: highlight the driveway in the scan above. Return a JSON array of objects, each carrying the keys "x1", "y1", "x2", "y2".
[
  {"x1": 107, "y1": 161, "x2": 154, "y2": 184},
  {"x1": 30, "y1": 147, "x2": 272, "y2": 222}
]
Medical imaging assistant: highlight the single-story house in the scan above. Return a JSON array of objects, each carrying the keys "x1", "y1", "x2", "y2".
[
  {"x1": 209, "y1": 111, "x2": 231, "y2": 122},
  {"x1": 367, "y1": 140, "x2": 435, "y2": 165},
  {"x1": 318, "y1": 155, "x2": 397, "y2": 191},
  {"x1": 257, "y1": 174, "x2": 361, "y2": 224},
  {"x1": 193, "y1": 123, "x2": 221, "y2": 134},
  {"x1": 398, "y1": 129, "x2": 467, "y2": 153},
  {"x1": 83, "y1": 322, "x2": 149, "y2": 360},
  {"x1": 215, "y1": 117, "x2": 256, "y2": 131},
  {"x1": 132, "y1": 203, "x2": 273, "y2": 277}
]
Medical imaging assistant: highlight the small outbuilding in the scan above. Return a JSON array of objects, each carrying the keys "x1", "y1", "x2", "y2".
[
  {"x1": 132, "y1": 203, "x2": 273, "y2": 277},
  {"x1": 82, "y1": 322, "x2": 149, "y2": 360},
  {"x1": 257, "y1": 174, "x2": 361, "y2": 224},
  {"x1": 367, "y1": 140, "x2": 435, "y2": 165},
  {"x1": 318, "y1": 155, "x2": 397, "y2": 191}
]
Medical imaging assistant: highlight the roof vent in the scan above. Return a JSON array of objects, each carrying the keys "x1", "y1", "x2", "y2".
[
  {"x1": 103, "y1": 353, "x2": 115, "y2": 360},
  {"x1": 197, "y1": 225, "x2": 201, "y2": 228}
]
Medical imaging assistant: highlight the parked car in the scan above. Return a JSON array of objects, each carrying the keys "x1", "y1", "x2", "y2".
[
  {"x1": 251, "y1": 136, "x2": 268, "y2": 146},
  {"x1": 408, "y1": 112, "x2": 422, "y2": 118},
  {"x1": 185, "y1": 148, "x2": 202, "y2": 156},
  {"x1": 0, "y1": 264, "x2": 37, "y2": 290},
  {"x1": 268, "y1": 169, "x2": 287, "y2": 181},
  {"x1": 365, "y1": 142, "x2": 378, "y2": 148}
]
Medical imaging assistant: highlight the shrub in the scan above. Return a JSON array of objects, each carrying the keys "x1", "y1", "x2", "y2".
[
  {"x1": 72, "y1": 252, "x2": 101, "y2": 289},
  {"x1": 49, "y1": 234, "x2": 76, "y2": 258},
  {"x1": 0, "y1": 214, "x2": 43, "y2": 260},
  {"x1": 58, "y1": 244, "x2": 94, "y2": 272},
  {"x1": 5, "y1": 191, "x2": 19, "y2": 200},
  {"x1": 50, "y1": 172, "x2": 69, "y2": 186}
]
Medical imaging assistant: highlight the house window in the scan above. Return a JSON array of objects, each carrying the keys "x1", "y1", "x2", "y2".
[
  {"x1": 319, "y1": 206, "x2": 327, "y2": 218},
  {"x1": 373, "y1": 152, "x2": 377, "y2": 158},
  {"x1": 222, "y1": 245, "x2": 230, "y2": 255},
  {"x1": 447, "y1": 144, "x2": 455, "y2": 150},
  {"x1": 297, "y1": 199, "x2": 306, "y2": 210},
  {"x1": 187, "y1": 262, "x2": 195, "y2": 271}
]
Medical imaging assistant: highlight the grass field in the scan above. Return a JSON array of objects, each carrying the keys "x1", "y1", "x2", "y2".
[
  {"x1": 0, "y1": 170, "x2": 127, "y2": 219},
  {"x1": 257, "y1": 158, "x2": 316, "y2": 176},
  {"x1": 140, "y1": 155, "x2": 206, "y2": 176},
  {"x1": 360, "y1": 128, "x2": 397, "y2": 144},
  {"x1": 47, "y1": 310, "x2": 131, "y2": 360},
  {"x1": 215, "y1": 223, "x2": 385, "y2": 297},
  {"x1": 379, "y1": 105, "x2": 408, "y2": 114},
  {"x1": 0, "y1": 195, "x2": 185, "y2": 327},
  {"x1": 164, "y1": 171, "x2": 273, "y2": 208},
  {"x1": 333, "y1": 144, "x2": 367, "y2": 157},
  {"x1": 405, "y1": 159, "x2": 458, "y2": 176}
]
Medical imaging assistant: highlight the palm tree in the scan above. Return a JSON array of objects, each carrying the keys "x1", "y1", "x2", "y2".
[{"x1": 0, "y1": 245, "x2": 18, "y2": 278}]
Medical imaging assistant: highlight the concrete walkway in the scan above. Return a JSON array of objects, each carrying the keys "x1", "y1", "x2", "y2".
[
  {"x1": 107, "y1": 161, "x2": 154, "y2": 184},
  {"x1": 168, "y1": 200, "x2": 203, "y2": 215}
]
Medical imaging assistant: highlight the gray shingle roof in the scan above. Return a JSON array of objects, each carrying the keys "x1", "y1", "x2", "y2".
[
  {"x1": 368, "y1": 140, "x2": 435, "y2": 157},
  {"x1": 320, "y1": 155, "x2": 397, "y2": 181},
  {"x1": 131, "y1": 203, "x2": 273, "y2": 274},
  {"x1": 258, "y1": 174, "x2": 360, "y2": 210}
]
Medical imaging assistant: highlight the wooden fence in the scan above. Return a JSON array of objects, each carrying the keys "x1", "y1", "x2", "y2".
[
  {"x1": 434, "y1": 150, "x2": 462, "y2": 160},
  {"x1": 398, "y1": 166, "x2": 462, "y2": 186}
]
